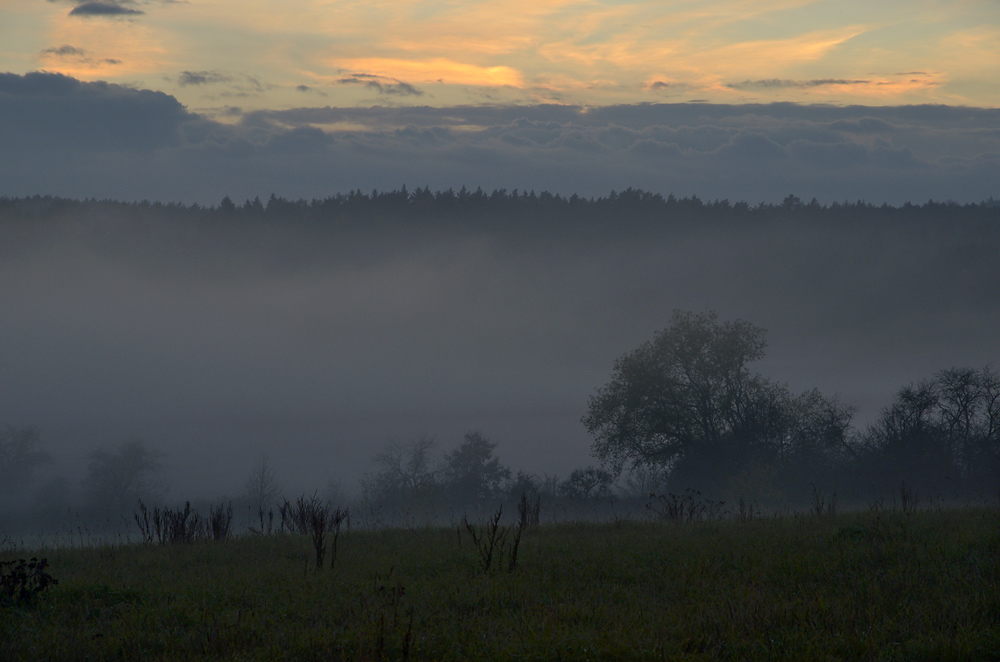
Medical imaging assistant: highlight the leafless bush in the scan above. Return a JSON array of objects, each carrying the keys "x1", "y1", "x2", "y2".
[
  {"x1": 133, "y1": 500, "x2": 206, "y2": 544},
  {"x1": 249, "y1": 506, "x2": 275, "y2": 536},
  {"x1": 463, "y1": 507, "x2": 508, "y2": 573},
  {"x1": 811, "y1": 484, "x2": 837, "y2": 518},
  {"x1": 517, "y1": 491, "x2": 540, "y2": 528},
  {"x1": 280, "y1": 494, "x2": 348, "y2": 570},
  {"x1": 134, "y1": 500, "x2": 155, "y2": 544},
  {"x1": 734, "y1": 496, "x2": 760, "y2": 521},
  {"x1": 463, "y1": 503, "x2": 530, "y2": 573},
  {"x1": 209, "y1": 502, "x2": 233, "y2": 541},
  {"x1": 159, "y1": 502, "x2": 203, "y2": 543},
  {"x1": 647, "y1": 488, "x2": 726, "y2": 522},
  {"x1": 899, "y1": 481, "x2": 918, "y2": 514}
]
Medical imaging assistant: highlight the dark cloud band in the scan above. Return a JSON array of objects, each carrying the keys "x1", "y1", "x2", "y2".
[
  {"x1": 178, "y1": 71, "x2": 233, "y2": 86},
  {"x1": 1, "y1": 72, "x2": 998, "y2": 206},
  {"x1": 69, "y1": 2, "x2": 144, "y2": 16},
  {"x1": 337, "y1": 73, "x2": 424, "y2": 96},
  {"x1": 43, "y1": 45, "x2": 86, "y2": 56},
  {"x1": 726, "y1": 79, "x2": 872, "y2": 89}
]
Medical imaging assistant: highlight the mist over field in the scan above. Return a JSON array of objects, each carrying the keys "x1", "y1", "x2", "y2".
[{"x1": 2, "y1": 195, "x2": 998, "y2": 511}]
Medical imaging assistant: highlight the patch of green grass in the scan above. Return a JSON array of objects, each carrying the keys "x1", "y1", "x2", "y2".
[{"x1": 2, "y1": 507, "x2": 999, "y2": 660}]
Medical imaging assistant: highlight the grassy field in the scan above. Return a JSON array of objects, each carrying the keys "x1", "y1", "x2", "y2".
[{"x1": 2, "y1": 506, "x2": 999, "y2": 661}]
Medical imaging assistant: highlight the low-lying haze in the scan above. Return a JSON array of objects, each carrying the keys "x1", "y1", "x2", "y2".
[{"x1": 2, "y1": 198, "x2": 997, "y2": 500}]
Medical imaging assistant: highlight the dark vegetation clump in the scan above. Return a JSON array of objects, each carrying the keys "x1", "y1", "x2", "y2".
[{"x1": 0, "y1": 557, "x2": 57, "y2": 606}]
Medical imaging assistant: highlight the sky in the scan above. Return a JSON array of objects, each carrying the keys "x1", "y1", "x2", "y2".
[
  {"x1": 4, "y1": 0, "x2": 1000, "y2": 112},
  {"x1": 1, "y1": 0, "x2": 1000, "y2": 203}
]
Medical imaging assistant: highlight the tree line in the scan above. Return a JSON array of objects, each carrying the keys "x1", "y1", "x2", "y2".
[
  {"x1": 4, "y1": 310, "x2": 997, "y2": 535},
  {"x1": 0, "y1": 427, "x2": 614, "y2": 532},
  {"x1": 2, "y1": 188, "x2": 1000, "y2": 230},
  {"x1": 584, "y1": 310, "x2": 1000, "y2": 505}
]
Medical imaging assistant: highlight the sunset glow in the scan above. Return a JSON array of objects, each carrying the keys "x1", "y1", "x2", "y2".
[{"x1": 3, "y1": 0, "x2": 997, "y2": 111}]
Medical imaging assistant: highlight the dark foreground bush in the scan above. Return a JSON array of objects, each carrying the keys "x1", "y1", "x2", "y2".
[{"x1": 0, "y1": 558, "x2": 57, "y2": 606}]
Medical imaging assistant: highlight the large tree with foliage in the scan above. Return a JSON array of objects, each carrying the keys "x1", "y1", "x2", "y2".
[
  {"x1": 858, "y1": 366, "x2": 1000, "y2": 496},
  {"x1": 361, "y1": 436, "x2": 438, "y2": 505},
  {"x1": 84, "y1": 439, "x2": 164, "y2": 515},
  {"x1": 0, "y1": 426, "x2": 51, "y2": 507},
  {"x1": 583, "y1": 310, "x2": 853, "y2": 494},
  {"x1": 441, "y1": 431, "x2": 511, "y2": 503}
]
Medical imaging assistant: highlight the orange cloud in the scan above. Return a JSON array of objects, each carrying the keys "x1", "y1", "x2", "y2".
[
  {"x1": 699, "y1": 26, "x2": 868, "y2": 76},
  {"x1": 333, "y1": 58, "x2": 525, "y2": 87}
]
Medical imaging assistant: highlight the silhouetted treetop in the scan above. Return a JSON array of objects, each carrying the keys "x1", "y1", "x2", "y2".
[
  {"x1": 2, "y1": 188, "x2": 998, "y2": 231},
  {"x1": 583, "y1": 311, "x2": 856, "y2": 494}
]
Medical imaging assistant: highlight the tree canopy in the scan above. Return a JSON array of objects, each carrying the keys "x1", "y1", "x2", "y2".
[{"x1": 583, "y1": 311, "x2": 853, "y2": 493}]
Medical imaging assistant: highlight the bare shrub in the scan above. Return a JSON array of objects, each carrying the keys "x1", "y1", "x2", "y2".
[
  {"x1": 134, "y1": 500, "x2": 205, "y2": 544},
  {"x1": 463, "y1": 503, "x2": 530, "y2": 574},
  {"x1": 463, "y1": 507, "x2": 508, "y2": 573},
  {"x1": 280, "y1": 494, "x2": 348, "y2": 570},
  {"x1": 811, "y1": 484, "x2": 837, "y2": 518},
  {"x1": 647, "y1": 488, "x2": 726, "y2": 522},
  {"x1": 734, "y1": 496, "x2": 760, "y2": 522},
  {"x1": 134, "y1": 500, "x2": 155, "y2": 544},
  {"x1": 159, "y1": 502, "x2": 203, "y2": 543},
  {"x1": 209, "y1": 502, "x2": 233, "y2": 541},
  {"x1": 517, "y1": 491, "x2": 540, "y2": 528},
  {"x1": 249, "y1": 506, "x2": 275, "y2": 536},
  {"x1": 899, "y1": 481, "x2": 918, "y2": 514}
]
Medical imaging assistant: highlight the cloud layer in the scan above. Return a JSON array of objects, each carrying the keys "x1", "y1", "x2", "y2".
[{"x1": 1, "y1": 73, "x2": 998, "y2": 205}]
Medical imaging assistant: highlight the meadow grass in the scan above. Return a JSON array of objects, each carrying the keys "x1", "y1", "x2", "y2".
[{"x1": 2, "y1": 506, "x2": 999, "y2": 661}]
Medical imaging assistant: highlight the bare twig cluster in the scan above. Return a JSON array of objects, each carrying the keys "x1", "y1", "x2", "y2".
[
  {"x1": 134, "y1": 500, "x2": 233, "y2": 544},
  {"x1": 811, "y1": 484, "x2": 837, "y2": 518},
  {"x1": 355, "y1": 568, "x2": 413, "y2": 661},
  {"x1": 463, "y1": 499, "x2": 532, "y2": 574},
  {"x1": 734, "y1": 496, "x2": 760, "y2": 522},
  {"x1": 517, "y1": 491, "x2": 541, "y2": 528},
  {"x1": 647, "y1": 488, "x2": 726, "y2": 522},
  {"x1": 280, "y1": 494, "x2": 348, "y2": 570},
  {"x1": 249, "y1": 506, "x2": 275, "y2": 536}
]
